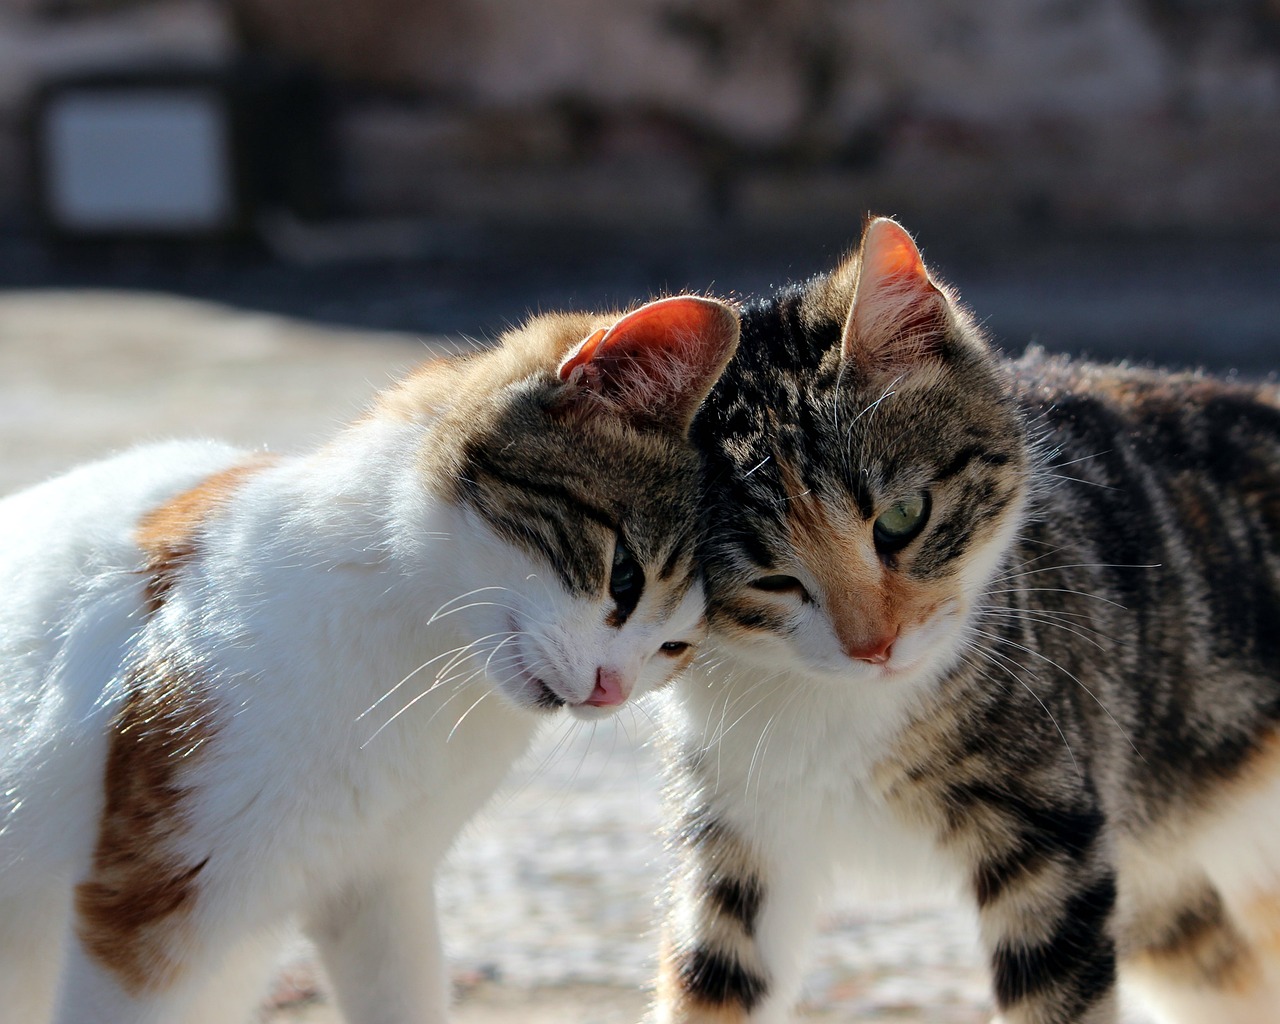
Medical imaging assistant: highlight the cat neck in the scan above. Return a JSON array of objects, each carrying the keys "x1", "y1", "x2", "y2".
[{"x1": 143, "y1": 416, "x2": 538, "y2": 786}]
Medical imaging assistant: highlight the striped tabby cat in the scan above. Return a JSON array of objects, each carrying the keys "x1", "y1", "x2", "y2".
[
  {"x1": 655, "y1": 218, "x2": 1280, "y2": 1024},
  {"x1": 0, "y1": 295, "x2": 736, "y2": 1024}
]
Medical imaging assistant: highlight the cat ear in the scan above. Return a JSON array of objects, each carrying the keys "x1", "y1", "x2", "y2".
[
  {"x1": 557, "y1": 295, "x2": 739, "y2": 433},
  {"x1": 840, "y1": 217, "x2": 951, "y2": 369}
]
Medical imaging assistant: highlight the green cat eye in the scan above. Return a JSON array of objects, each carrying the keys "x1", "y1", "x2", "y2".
[{"x1": 873, "y1": 493, "x2": 931, "y2": 554}]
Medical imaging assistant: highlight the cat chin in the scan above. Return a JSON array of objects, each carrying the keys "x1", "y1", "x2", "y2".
[{"x1": 564, "y1": 700, "x2": 628, "y2": 722}]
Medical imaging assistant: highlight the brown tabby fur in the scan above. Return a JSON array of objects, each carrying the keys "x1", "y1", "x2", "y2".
[{"x1": 657, "y1": 218, "x2": 1280, "y2": 1024}]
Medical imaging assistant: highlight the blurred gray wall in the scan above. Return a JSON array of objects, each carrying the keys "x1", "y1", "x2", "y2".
[{"x1": 3, "y1": 0, "x2": 1279, "y2": 232}]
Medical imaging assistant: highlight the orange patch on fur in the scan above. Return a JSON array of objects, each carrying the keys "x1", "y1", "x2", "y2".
[
  {"x1": 777, "y1": 461, "x2": 948, "y2": 657},
  {"x1": 1127, "y1": 907, "x2": 1262, "y2": 995},
  {"x1": 1238, "y1": 891, "x2": 1280, "y2": 965},
  {"x1": 136, "y1": 458, "x2": 272, "y2": 614},
  {"x1": 81, "y1": 459, "x2": 260, "y2": 988},
  {"x1": 75, "y1": 651, "x2": 218, "y2": 993}
]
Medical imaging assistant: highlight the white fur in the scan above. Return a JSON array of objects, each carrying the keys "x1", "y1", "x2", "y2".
[{"x1": 0, "y1": 419, "x2": 705, "y2": 1023}]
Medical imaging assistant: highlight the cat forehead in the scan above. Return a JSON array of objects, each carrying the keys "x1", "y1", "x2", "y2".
[
  {"x1": 709, "y1": 367, "x2": 1021, "y2": 528},
  {"x1": 449, "y1": 398, "x2": 703, "y2": 593}
]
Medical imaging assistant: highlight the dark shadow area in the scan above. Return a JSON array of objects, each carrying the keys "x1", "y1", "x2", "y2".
[{"x1": 0, "y1": 223, "x2": 1276, "y2": 376}]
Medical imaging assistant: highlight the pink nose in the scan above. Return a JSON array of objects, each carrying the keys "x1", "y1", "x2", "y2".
[
  {"x1": 845, "y1": 635, "x2": 895, "y2": 665},
  {"x1": 585, "y1": 667, "x2": 630, "y2": 707}
]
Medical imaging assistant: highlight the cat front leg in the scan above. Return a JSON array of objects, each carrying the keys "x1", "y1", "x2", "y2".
[
  {"x1": 53, "y1": 860, "x2": 220, "y2": 1024},
  {"x1": 0, "y1": 885, "x2": 70, "y2": 1024},
  {"x1": 306, "y1": 864, "x2": 448, "y2": 1024},
  {"x1": 655, "y1": 802, "x2": 831, "y2": 1024},
  {"x1": 52, "y1": 935, "x2": 203, "y2": 1024},
  {"x1": 963, "y1": 791, "x2": 1120, "y2": 1024}
]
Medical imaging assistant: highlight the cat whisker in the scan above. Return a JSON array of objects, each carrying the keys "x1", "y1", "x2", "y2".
[
  {"x1": 851, "y1": 375, "x2": 904, "y2": 427},
  {"x1": 427, "y1": 585, "x2": 518, "y2": 624},
  {"x1": 481, "y1": 634, "x2": 521, "y2": 675},
  {"x1": 427, "y1": 599, "x2": 525, "y2": 622},
  {"x1": 992, "y1": 561, "x2": 1160, "y2": 583},
  {"x1": 359, "y1": 630, "x2": 519, "y2": 721},
  {"x1": 562, "y1": 719, "x2": 603, "y2": 795},
  {"x1": 977, "y1": 603, "x2": 1101, "y2": 622},
  {"x1": 416, "y1": 669, "x2": 496, "y2": 732},
  {"x1": 970, "y1": 627, "x2": 1146, "y2": 765},
  {"x1": 433, "y1": 631, "x2": 527, "y2": 684},
  {"x1": 502, "y1": 715, "x2": 583, "y2": 806},
  {"x1": 446, "y1": 691, "x2": 492, "y2": 742},
  {"x1": 1049, "y1": 449, "x2": 1112, "y2": 469},
  {"x1": 976, "y1": 606, "x2": 1116, "y2": 651},
  {"x1": 628, "y1": 696, "x2": 662, "y2": 734},
  {"x1": 432, "y1": 649, "x2": 527, "y2": 699},
  {"x1": 709, "y1": 675, "x2": 782, "y2": 747},
  {"x1": 1047, "y1": 473, "x2": 1122, "y2": 491},
  {"x1": 983, "y1": 586, "x2": 1130, "y2": 610},
  {"x1": 745, "y1": 683, "x2": 808, "y2": 808},
  {"x1": 962, "y1": 641, "x2": 1083, "y2": 782},
  {"x1": 996, "y1": 543, "x2": 1072, "y2": 574},
  {"x1": 364, "y1": 632, "x2": 527, "y2": 744}
]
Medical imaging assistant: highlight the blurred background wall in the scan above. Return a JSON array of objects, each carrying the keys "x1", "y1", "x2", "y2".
[
  {"x1": 0, "y1": 0, "x2": 1276, "y2": 376},
  {"x1": 2, "y1": 0, "x2": 1278, "y2": 233}
]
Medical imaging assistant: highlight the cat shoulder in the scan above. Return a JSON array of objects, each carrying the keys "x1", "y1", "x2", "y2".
[{"x1": 0, "y1": 440, "x2": 256, "y2": 586}]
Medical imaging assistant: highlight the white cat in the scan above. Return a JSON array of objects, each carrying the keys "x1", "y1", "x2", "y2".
[{"x1": 0, "y1": 295, "x2": 738, "y2": 1024}]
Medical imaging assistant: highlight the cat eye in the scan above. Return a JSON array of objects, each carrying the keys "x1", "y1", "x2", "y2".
[
  {"x1": 659, "y1": 641, "x2": 692, "y2": 656},
  {"x1": 873, "y1": 492, "x2": 931, "y2": 554},
  {"x1": 609, "y1": 537, "x2": 645, "y2": 621},
  {"x1": 750, "y1": 574, "x2": 811, "y2": 601}
]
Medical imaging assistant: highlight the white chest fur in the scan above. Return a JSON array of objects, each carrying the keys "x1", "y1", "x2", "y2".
[{"x1": 665, "y1": 655, "x2": 966, "y2": 899}]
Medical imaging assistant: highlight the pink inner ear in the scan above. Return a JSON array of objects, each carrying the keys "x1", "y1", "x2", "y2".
[
  {"x1": 843, "y1": 218, "x2": 947, "y2": 365},
  {"x1": 597, "y1": 296, "x2": 729, "y2": 358},
  {"x1": 555, "y1": 295, "x2": 739, "y2": 429},
  {"x1": 558, "y1": 328, "x2": 608, "y2": 381},
  {"x1": 865, "y1": 221, "x2": 931, "y2": 286}
]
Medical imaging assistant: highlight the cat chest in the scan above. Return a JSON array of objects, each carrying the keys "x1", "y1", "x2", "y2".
[
  {"x1": 831, "y1": 784, "x2": 968, "y2": 899},
  {"x1": 683, "y1": 690, "x2": 966, "y2": 897}
]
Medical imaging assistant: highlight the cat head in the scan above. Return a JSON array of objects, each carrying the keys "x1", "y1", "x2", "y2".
[
  {"x1": 385, "y1": 295, "x2": 739, "y2": 720},
  {"x1": 695, "y1": 218, "x2": 1031, "y2": 685}
]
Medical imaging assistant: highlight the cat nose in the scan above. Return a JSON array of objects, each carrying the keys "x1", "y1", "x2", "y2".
[
  {"x1": 845, "y1": 635, "x2": 895, "y2": 664},
  {"x1": 584, "y1": 667, "x2": 631, "y2": 707}
]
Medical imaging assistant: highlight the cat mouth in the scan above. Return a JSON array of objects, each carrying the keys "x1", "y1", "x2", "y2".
[
  {"x1": 533, "y1": 679, "x2": 566, "y2": 710},
  {"x1": 511, "y1": 658, "x2": 566, "y2": 711},
  {"x1": 505, "y1": 623, "x2": 567, "y2": 711}
]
